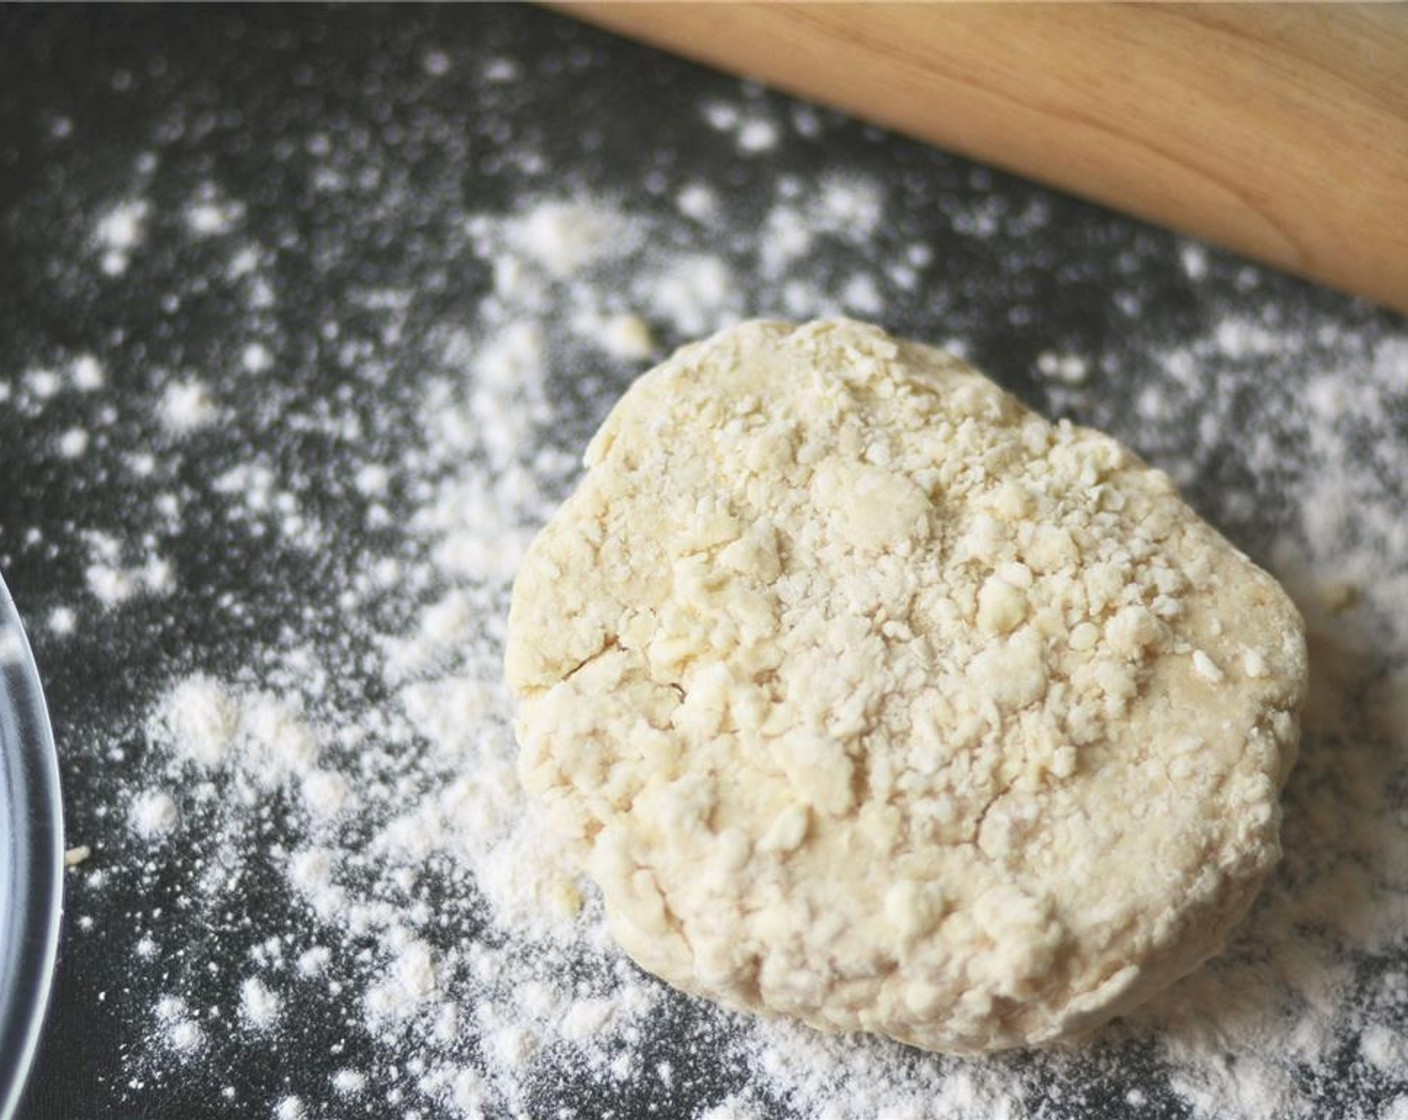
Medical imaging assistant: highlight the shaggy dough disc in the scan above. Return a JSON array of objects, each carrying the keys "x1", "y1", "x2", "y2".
[{"x1": 506, "y1": 319, "x2": 1306, "y2": 1053}]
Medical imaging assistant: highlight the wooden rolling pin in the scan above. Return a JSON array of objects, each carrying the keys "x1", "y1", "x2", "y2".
[{"x1": 558, "y1": 4, "x2": 1408, "y2": 317}]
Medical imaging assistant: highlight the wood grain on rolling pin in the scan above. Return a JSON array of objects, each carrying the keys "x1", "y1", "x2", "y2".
[{"x1": 558, "y1": 4, "x2": 1408, "y2": 316}]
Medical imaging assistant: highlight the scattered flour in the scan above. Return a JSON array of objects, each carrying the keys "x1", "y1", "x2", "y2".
[
  {"x1": 272, "y1": 1096, "x2": 305, "y2": 1120},
  {"x1": 154, "y1": 995, "x2": 205, "y2": 1054},
  {"x1": 677, "y1": 183, "x2": 718, "y2": 223},
  {"x1": 84, "y1": 540, "x2": 172, "y2": 607},
  {"x1": 160, "y1": 379, "x2": 218, "y2": 432},
  {"x1": 128, "y1": 790, "x2": 178, "y2": 839},
  {"x1": 1036, "y1": 350, "x2": 1090, "y2": 384},
  {"x1": 483, "y1": 57, "x2": 520, "y2": 84},
  {"x1": 83, "y1": 529, "x2": 173, "y2": 608},
  {"x1": 239, "y1": 977, "x2": 281, "y2": 1031},
  {"x1": 71, "y1": 355, "x2": 105, "y2": 391},
  {"x1": 504, "y1": 198, "x2": 634, "y2": 278},
  {"x1": 94, "y1": 199, "x2": 148, "y2": 275},
  {"x1": 56, "y1": 428, "x2": 89, "y2": 458},
  {"x1": 25, "y1": 369, "x2": 62, "y2": 400},
  {"x1": 187, "y1": 200, "x2": 242, "y2": 237},
  {"x1": 241, "y1": 343, "x2": 273, "y2": 374},
  {"x1": 331, "y1": 1069, "x2": 366, "y2": 1095},
  {"x1": 23, "y1": 36, "x2": 1408, "y2": 1120},
  {"x1": 736, "y1": 118, "x2": 780, "y2": 154}
]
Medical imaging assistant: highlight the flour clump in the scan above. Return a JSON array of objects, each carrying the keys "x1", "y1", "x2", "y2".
[{"x1": 506, "y1": 318, "x2": 1307, "y2": 1053}]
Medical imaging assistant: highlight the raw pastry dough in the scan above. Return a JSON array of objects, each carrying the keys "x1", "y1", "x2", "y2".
[{"x1": 506, "y1": 319, "x2": 1306, "y2": 1052}]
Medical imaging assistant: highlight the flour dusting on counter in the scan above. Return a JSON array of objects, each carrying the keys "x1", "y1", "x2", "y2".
[{"x1": 6, "y1": 14, "x2": 1408, "y2": 1120}]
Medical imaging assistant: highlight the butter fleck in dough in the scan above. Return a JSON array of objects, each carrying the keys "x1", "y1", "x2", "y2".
[{"x1": 506, "y1": 319, "x2": 1307, "y2": 1053}]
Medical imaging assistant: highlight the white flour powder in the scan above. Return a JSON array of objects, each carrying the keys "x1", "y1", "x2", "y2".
[
  {"x1": 35, "y1": 46, "x2": 1408, "y2": 1120},
  {"x1": 94, "y1": 198, "x2": 148, "y2": 276}
]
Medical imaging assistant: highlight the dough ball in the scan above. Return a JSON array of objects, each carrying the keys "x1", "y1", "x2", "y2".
[{"x1": 505, "y1": 319, "x2": 1306, "y2": 1053}]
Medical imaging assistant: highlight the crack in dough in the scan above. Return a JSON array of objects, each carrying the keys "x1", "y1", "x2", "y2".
[{"x1": 506, "y1": 319, "x2": 1307, "y2": 1053}]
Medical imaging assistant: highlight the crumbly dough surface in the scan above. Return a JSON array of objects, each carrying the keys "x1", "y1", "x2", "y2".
[{"x1": 505, "y1": 319, "x2": 1307, "y2": 1053}]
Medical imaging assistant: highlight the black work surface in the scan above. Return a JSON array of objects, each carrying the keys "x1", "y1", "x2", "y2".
[{"x1": 4, "y1": 6, "x2": 1408, "y2": 1120}]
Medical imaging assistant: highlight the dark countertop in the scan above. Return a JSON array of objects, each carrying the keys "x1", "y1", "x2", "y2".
[{"x1": 3, "y1": 6, "x2": 1406, "y2": 1120}]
